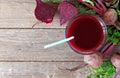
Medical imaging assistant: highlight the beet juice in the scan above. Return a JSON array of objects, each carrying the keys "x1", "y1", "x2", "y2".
[{"x1": 66, "y1": 14, "x2": 107, "y2": 54}]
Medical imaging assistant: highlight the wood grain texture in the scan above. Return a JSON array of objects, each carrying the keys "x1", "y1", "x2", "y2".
[
  {"x1": 0, "y1": 0, "x2": 120, "y2": 78},
  {"x1": 0, "y1": 0, "x2": 66, "y2": 28},
  {"x1": 0, "y1": 29, "x2": 84, "y2": 62},
  {"x1": 0, "y1": 29, "x2": 119, "y2": 62},
  {"x1": 0, "y1": 62, "x2": 91, "y2": 78}
]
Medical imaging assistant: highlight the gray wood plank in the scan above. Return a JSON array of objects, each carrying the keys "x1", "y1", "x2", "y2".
[
  {"x1": 0, "y1": 29, "x2": 119, "y2": 61},
  {"x1": 0, "y1": 29, "x2": 83, "y2": 61},
  {"x1": 0, "y1": 62, "x2": 119, "y2": 78},
  {"x1": 0, "y1": 62, "x2": 91, "y2": 78},
  {"x1": 0, "y1": 0, "x2": 66, "y2": 28}
]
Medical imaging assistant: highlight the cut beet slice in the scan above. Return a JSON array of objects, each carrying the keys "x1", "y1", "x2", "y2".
[
  {"x1": 58, "y1": 1, "x2": 78, "y2": 25},
  {"x1": 34, "y1": 0, "x2": 56, "y2": 23}
]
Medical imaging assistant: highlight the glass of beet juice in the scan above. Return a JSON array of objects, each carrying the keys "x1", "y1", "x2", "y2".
[{"x1": 66, "y1": 14, "x2": 107, "y2": 54}]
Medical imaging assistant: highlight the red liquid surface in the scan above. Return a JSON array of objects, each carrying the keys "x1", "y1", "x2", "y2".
[{"x1": 66, "y1": 14, "x2": 104, "y2": 53}]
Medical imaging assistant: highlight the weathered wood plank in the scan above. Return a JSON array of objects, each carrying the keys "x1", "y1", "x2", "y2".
[
  {"x1": 0, "y1": 62, "x2": 91, "y2": 78},
  {"x1": 0, "y1": 62, "x2": 119, "y2": 78},
  {"x1": 0, "y1": 0, "x2": 66, "y2": 28},
  {"x1": 0, "y1": 29, "x2": 119, "y2": 61},
  {"x1": 0, "y1": 28, "x2": 119, "y2": 62},
  {"x1": 0, "y1": 29, "x2": 84, "y2": 61}
]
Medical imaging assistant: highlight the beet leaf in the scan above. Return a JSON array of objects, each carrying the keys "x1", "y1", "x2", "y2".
[
  {"x1": 88, "y1": 62, "x2": 115, "y2": 78},
  {"x1": 107, "y1": 26, "x2": 120, "y2": 45},
  {"x1": 78, "y1": 4, "x2": 96, "y2": 14}
]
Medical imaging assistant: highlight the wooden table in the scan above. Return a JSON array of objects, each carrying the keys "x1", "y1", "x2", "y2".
[{"x1": 0, "y1": 0, "x2": 120, "y2": 78}]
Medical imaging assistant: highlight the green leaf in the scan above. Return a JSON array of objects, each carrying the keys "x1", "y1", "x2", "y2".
[
  {"x1": 86, "y1": 9, "x2": 96, "y2": 14},
  {"x1": 107, "y1": 27, "x2": 113, "y2": 35},
  {"x1": 114, "y1": 30, "x2": 120, "y2": 37},
  {"x1": 112, "y1": 38, "x2": 119, "y2": 45},
  {"x1": 97, "y1": 66, "x2": 104, "y2": 73},
  {"x1": 77, "y1": 4, "x2": 96, "y2": 14},
  {"x1": 83, "y1": 0, "x2": 94, "y2": 6},
  {"x1": 89, "y1": 67, "x2": 97, "y2": 73},
  {"x1": 117, "y1": 10, "x2": 120, "y2": 16},
  {"x1": 107, "y1": 26, "x2": 120, "y2": 44},
  {"x1": 87, "y1": 62, "x2": 115, "y2": 78},
  {"x1": 53, "y1": 0, "x2": 59, "y2": 3},
  {"x1": 87, "y1": 76, "x2": 91, "y2": 78},
  {"x1": 106, "y1": 36, "x2": 112, "y2": 41}
]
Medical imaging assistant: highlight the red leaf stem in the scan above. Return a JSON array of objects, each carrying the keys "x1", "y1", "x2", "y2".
[
  {"x1": 92, "y1": 0, "x2": 101, "y2": 9},
  {"x1": 92, "y1": 0, "x2": 104, "y2": 14},
  {"x1": 96, "y1": 0, "x2": 107, "y2": 13},
  {"x1": 36, "y1": 0, "x2": 42, "y2": 4},
  {"x1": 103, "y1": 43, "x2": 115, "y2": 57},
  {"x1": 100, "y1": 41, "x2": 116, "y2": 58},
  {"x1": 58, "y1": 63, "x2": 88, "y2": 72},
  {"x1": 100, "y1": 41, "x2": 112, "y2": 53},
  {"x1": 78, "y1": 0, "x2": 102, "y2": 15},
  {"x1": 78, "y1": 0, "x2": 107, "y2": 15}
]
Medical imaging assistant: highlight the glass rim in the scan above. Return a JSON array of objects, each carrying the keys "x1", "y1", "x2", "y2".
[{"x1": 65, "y1": 13, "x2": 107, "y2": 54}]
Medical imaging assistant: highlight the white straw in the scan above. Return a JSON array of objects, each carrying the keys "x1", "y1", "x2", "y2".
[{"x1": 44, "y1": 36, "x2": 74, "y2": 49}]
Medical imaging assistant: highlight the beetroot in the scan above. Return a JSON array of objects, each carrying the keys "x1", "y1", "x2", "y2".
[
  {"x1": 102, "y1": 8, "x2": 120, "y2": 30},
  {"x1": 111, "y1": 54, "x2": 120, "y2": 69},
  {"x1": 84, "y1": 52, "x2": 103, "y2": 68},
  {"x1": 102, "y1": 9, "x2": 117, "y2": 25},
  {"x1": 58, "y1": 1, "x2": 78, "y2": 25},
  {"x1": 78, "y1": 0, "x2": 120, "y2": 30},
  {"x1": 34, "y1": 0, "x2": 56, "y2": 23},
  {"x1": 111, "y1": 54, "x2": 120, "y2": 78}
]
